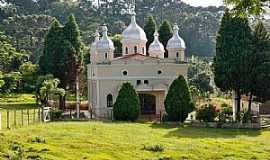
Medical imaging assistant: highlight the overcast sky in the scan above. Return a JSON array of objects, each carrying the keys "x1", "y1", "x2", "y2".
[{"x1": 181, "y1": 0, "x2": 224, "y2": 7}]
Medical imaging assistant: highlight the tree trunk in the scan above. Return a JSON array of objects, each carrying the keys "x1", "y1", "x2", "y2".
[
  {"x1": 236, "y1": 90, "x2": 241, "y2": 122},
  {"x1": 76, "y1": 70, "x2": 80, "y2": 119},
  {"x1": 248, "y1": 93, "x2": 253, "y2": 113}
]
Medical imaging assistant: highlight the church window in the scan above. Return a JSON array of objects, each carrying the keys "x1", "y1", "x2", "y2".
[
  {"x1": 123, "y1": 70, "x2": 128, "y2": 76},
  {"x1": 134, "y1": 46, "x2": 138, "y2": 54},
  {"x1": 107, "y1": 94, "x2": 113, "y2": 108},
  {"x1": 125, "y1": 47, "x2": 128, "y2": 54},
  {"x1": 105, "y1": 53, "x2": 108, "y2": 59},
  {"x1": 144, "y1": 80, "x2": 149, "y2": 85},
  {"x1": 137, "y1": 80, "x2": 141, "y2": 85}
]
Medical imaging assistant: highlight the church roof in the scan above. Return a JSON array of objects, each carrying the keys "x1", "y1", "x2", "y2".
[{"x1": 112, "y1": 53, "x2": 160, "y2": 62}]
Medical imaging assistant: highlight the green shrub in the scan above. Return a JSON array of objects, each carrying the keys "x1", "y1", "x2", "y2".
[
  {"x1": 196, "y1": 104, "x2": 218, "y2": 122},
  {"x1": 164, "y1": 75, "x2": 194, "y2": 122},
  {"x1": 143, "y1": 144, "x2": 164, "y2": 152},
  {"x1": 113, "y1": 83, "x2": 140, "y2": 121},
  {"x1": 50, "y1": 109, "x2": 63, "y2": 120},
  {"x1": 241, "y1": 111, "x2": 252, "y2": 123}
]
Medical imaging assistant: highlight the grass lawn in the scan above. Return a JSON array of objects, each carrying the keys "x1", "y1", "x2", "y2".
[
  {"x1": 0, "y1": 93, "x2": 37, "y2": 109},
  {"x1": 0, "y1": 122, "x2": 270, "y2": 160}
]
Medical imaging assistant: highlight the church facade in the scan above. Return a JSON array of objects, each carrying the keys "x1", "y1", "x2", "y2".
[{"x1": 87, "y1": 11, "x2": 188, "y2": 119}]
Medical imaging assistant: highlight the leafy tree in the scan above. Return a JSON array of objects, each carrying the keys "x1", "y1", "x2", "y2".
[
  {"x1": 39, "y1": 76, "x2": 65, "y2": 107},
  {"x1": 144, "y1": 14, "x2": 156, "y2": 53},
  {"x1": 19, "y1": 62, "x2": 38, "y2": 92},
  {"x1": 0, "y1": 31, "x2": 26, "y2": 72},
  {"x1": 190, "y1": 72, "x2": 213, "y2": 94},
  {"x1": 224, "y1": 0, "x2": 269, "y2": 16},
  {"x1": 113, "y1": 82, "x2": 140, "y2": 121},
  {"x1": 111, "y1": 34, "x2": 123, "y2": 55},
  {"x1": 158, "y1": 20, "x2": 172, "y2": 57},
  {"x1": 214, "y1": 10, "x2": 254, "y2": 120},
  {"x1": 164, "y1": 75, "x2": 194, "y2": 122},
  {"x1": 0, "y1": 72, "x2": 21, "y2": 93}
]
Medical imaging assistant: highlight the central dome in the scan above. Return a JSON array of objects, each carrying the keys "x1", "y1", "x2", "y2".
[{"x1": 122, "y1": 14, "x2": 147, "y2": 42}]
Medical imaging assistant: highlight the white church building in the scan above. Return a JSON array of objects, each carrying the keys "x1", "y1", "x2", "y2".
[{"x1": 87, "y1": 10, "x2": 188, "y2": 119}]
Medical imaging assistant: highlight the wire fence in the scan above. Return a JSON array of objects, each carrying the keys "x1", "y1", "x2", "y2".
[{"x1": 0, "y1": 108, "x2": 42, "y2": 130}]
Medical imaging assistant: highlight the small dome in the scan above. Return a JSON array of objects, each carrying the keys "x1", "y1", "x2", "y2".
[
  {"x1": 96, "y1": 25, "x2": 115, "y2": 52},
  {"x1": 122, "y1": 13, "x2": 147, "y2": 42},
  {"x1": 149, "y1": 31, "x2": 165, "y2": 57},
  {"x1": 167, "y1": 24, "x2": 186, "y2": 49}
]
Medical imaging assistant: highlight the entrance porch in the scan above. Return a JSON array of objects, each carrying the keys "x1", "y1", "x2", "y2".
[{"x1": 138, "y1": 91, "x2": 165, "y2": 120}]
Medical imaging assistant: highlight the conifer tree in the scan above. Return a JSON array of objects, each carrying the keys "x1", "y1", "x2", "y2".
[
  {"x1": 214, "y1": 10, "x2": 254, "y2": 120},
  {"x1": 144, "y1": 14, "x2": 156, "y2": 53},
  {"x1": 164, "y1": 75, "x2": 194, "y2": 122},
  {"x1": 158, "y1": 20, "x2": 172, "y2": 57},
  {"x1": 249, "y1": 21, "x2": 270, "y2": 105},
  {"x1": 113, "y1": 83, "x2": 140, "y2": 121}
]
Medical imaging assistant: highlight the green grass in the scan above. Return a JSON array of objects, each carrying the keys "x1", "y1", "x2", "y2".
[
  {"x1": 0, "y1": 93, "x2": 37, "y2": 109},
  {"x1": 0, "y1": 122, "x2": 270, "y2": 160}
]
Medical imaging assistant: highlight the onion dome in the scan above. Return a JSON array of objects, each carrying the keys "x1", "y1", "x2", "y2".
[
  {"x1": 122, "y1": 12, "x2": 147, "y2": 42},
  {"x1": 96, "y1": 25, "x2": 115, "y2": 52},
  {"x1": 149, "y1": 31, "x2": 165, "y2": 58},
  {"x1": 167, "y1": 24, "x2": 186, "y2": 49}
]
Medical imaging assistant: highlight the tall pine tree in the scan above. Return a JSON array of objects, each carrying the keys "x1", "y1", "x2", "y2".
[
  {"x1": 144, "y1": 14, "x2": 156, "y2": 54},
  {"x1": 214, "y1": 10, "x2": 254, "y2": 120},
  {"x1": 158, "y1": 20, "x2": 172, "y2": 58},
  {"x1": 249, "y1": 21, "x2": 270, "y2": 105}
]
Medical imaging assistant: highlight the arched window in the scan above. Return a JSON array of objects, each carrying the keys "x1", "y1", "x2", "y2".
[
  {"x1": 125, "y1": 47, "x2": 128, "y2": 54},
  {"x1": 107, "y1": 94, "x2": 113, "y2": 108},
  {"x1": 142, "y1": 47, "x2": 144, "y2": 54},
  {"x1": 105, "y1": 53, "x2": 108, "y2": 59},
  {"x1": 134, "y1": 46, "x2": 138, "y2": 54},
  {"x1": 176, "y1": 52, "x2": 179, "y2": 58},
  {"x1": 164, "y1": 52, "x2": 168, "y2": 58}
]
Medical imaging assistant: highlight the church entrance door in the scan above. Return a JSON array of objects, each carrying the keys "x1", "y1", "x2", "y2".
[{"x1": 139, "y1": 94, "x2": 156, "y2": 115}]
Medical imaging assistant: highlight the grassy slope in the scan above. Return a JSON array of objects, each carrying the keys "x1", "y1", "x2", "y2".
[{"x1": 0, "y1": 122, "x2": 270, "y2": 160}]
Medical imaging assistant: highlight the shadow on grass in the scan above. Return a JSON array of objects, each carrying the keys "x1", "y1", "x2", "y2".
[{"x1": 150, "y1": 123, "x2": 262, "y2": 139}]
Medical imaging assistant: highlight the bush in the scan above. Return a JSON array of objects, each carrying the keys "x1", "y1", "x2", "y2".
[
  {"x1": 143, "y1": 144, "x2": 164, "y2": 152},
  {"x1": 164, "y1": 75, "x2": 194, "y2": 122},
  {"x1": 113, "y1": 83, "x2": 140, "y2": 121},
  {"x1": 50, "y1": 109, "x2": 63, "y2": 120},
  {"x1": 196, "y1": 104, "x2": 218, "y2": 122},
  {"x1": 241, "y1": 111, "x2": 252, "y2": 123}
]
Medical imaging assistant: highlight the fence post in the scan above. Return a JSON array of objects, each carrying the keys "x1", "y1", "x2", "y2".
[
  {"x1": 33, "y1": 109, "x2": 36, "y2": 123},
  {"x1": 14, "y1": 110, "x2": 16, "y2": 127},
  {"x1": 38, "y1": 108, "x2": 40, "y2": 122},
  {"x1": 21, "y1": 109, "x2": 24, "y2": 126},
  {"x1": 7, "y1": 110, "x2": 10, "y2": 129},
  {"x1": 0, "y1": 110, "x2": 2, "y2": 130},
  {"x1": 27, "y1": 109, "x2": 30, "y2": 125}
]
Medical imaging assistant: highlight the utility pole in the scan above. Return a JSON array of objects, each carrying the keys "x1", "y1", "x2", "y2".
[{"x1": 76, "y1": 68, "x2": 80, "y2": 119}]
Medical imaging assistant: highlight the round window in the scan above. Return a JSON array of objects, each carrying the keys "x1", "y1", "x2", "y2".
[
  {"x1": 158, "y1": 70, "x2": 162, "y2": 75},
  {"x1": 123, "y1": 70, "x2": 128, "y2": 76}
]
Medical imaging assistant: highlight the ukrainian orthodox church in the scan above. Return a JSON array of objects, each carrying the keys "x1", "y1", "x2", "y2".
[{"x1": 88, "y1": 9, "x2": 188, "y2": 119}]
